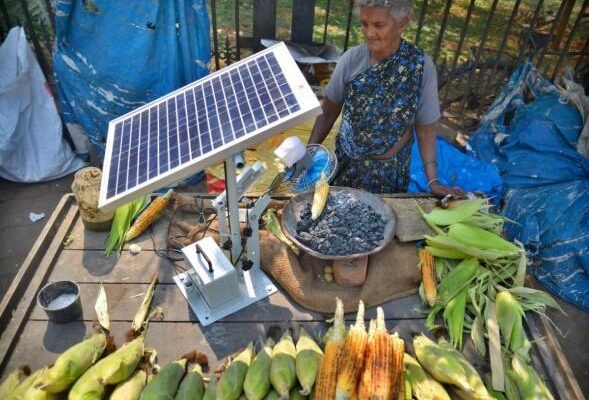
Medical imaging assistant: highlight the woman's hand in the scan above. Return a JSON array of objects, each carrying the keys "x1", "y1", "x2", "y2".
[{"x1": 429, "y1": 181, "x2": 465, "y2": 198}]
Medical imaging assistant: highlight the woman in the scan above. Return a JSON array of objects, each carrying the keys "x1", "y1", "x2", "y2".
[{"x1": 309, "y1": 0, "x2": 463, "y2": 197}]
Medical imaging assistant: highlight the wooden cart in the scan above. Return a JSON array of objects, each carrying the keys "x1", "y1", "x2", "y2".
[{"x1": 0, "y1": 194, "x2": 584, "y2": 399}]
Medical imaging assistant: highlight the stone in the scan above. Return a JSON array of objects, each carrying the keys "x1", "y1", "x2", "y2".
[{"x1": 333, "y1": 255, "x2": 368, "y2": 287}]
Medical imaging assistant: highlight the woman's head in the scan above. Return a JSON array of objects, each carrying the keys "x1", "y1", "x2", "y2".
[{"x1": 359, "y1": 0, "x2": 413, "y2": 60}]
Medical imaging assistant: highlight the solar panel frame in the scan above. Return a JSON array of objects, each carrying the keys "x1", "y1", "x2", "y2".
[{"x1": 99, "y1": 42, "x2": 321, "y2": 211}]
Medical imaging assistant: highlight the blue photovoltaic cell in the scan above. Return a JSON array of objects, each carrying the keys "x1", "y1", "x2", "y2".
[{"x1": 106, "y1": 51, "x2": 300, "y2": 200}]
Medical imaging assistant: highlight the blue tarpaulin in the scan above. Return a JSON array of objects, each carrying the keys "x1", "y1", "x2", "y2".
[
  {"x1": 54, "y1": 0, "x2": 211, "y2": 160},
  {"x1": 469, "y1": 62, "x2": 589, "y2": 312}
]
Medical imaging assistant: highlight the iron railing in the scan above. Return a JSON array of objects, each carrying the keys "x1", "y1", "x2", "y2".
[{"x1": 1, "y1": 0, "x2": 587, "y2": 126}]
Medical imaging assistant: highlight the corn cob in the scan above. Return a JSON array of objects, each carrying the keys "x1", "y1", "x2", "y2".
[
  {"x1": 370, "y1": 307, "x2": 394, "y2": 399},
  {"x1": 8, "y1": 369, "x2": 44, "y2": 400},
  {"x1": 36, "y1": 332, "x2": 106, "y2": 393},
  {"x1": 202, "y1": 375, "x2": 217, "y2": 400},
  {"x1": 404, "y1": 353, "x2": 450, "y2": 400},
  {"x1": 140, "y1": 358, "x2": 187, "y2": 400},
  {"x1": 111, "y1": 370, "x2": 147, "y2": 400},
  {"x1": 421, "y1": 199, "x2": 484, "y2": 227},
  {"x1": 447, "y1": 223, "x2": 519, "y2": 253},
  {"x1": 402, "y1": 370, "x2": 412, "y2": 400},
  {"x1": 495, "y1": 291, "x2": 528, "y2": 357},
  {"x1": 289, "y1": 386, "x2": 308, "y2": 399},
  {"x1": 264, "y1": 389, "x2": 281, "y2": 400},
  {"x1": 443, "y1": 288, "x2": 467, "y2": 350},
  {"x1": 424, "y1": 246, "x2": 469, "y2": 260},
  {"x1": 419, "y1": 249, "x2": 437, "y2": 307},
  {"x1": 125, "y1": 189, "x2": 173, "y2": 242},
  {"x1": 218, "y1": 342, "x2": 255, "y2": 400},
  {"x1": 22, "y1": 369, "x2": 60, "y2": 400},
  {"x1": 0, "y1": 367, "x2": 26, "y2": 397},
  {"x1": 244, "y1": 338, "x2": 274, "y2": 400},
  {"x1": 314, "y1": 297, "x2": 346, "y2": 400},
  {"x1": 67, "y1": 373, "x2": 105, "y2": 400},
  {"x1": 510, "y1": 355, "x2": 554, "y2": 400},
  {"x1": 270, "y1": 332, "x2": 297, "y2": 399},
  {"x1": 336, "y1": 300, "x2": 367, "y2": 400},
  {"x1": 296, "y1": 328, "x2": 323, "y2": 396},
  {"x1": 263, "y1": 208, "x2": 300, "y2": 255},
  {"x1": 311, "y1": 174, "x2": 329, "y2": 220},
  {"x1": 357, "y1": 319, "x2": 376, "y2": 399},
  {"x1": 389, "y1": 332, "x2": 405, "y2": 400},
  {"x1": 175, "y1": 364, "x2": 205, "y2": 400}
]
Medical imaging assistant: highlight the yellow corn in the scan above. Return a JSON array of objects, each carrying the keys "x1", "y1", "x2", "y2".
[
  {"x1": 175, "y1": 364, "x2": 205, "y2": 400},
  {"x1": 202, "y1": 375, "x2": 217, "y2": 400},
  {"x1": 140, "y1": 358, "x2": 187, "y2": 400},
  {"x1": 125, "y1": 189, "x2": 173, "y2": 241},
  {"x1": 66, "y1": 374, "x2": 105, "y2": 400},
  {"x1": 314, "y1": 297, "x2": 346, "y2": 400},
  {"x1": 495, "y1": 290, "x2": 528, "y2": 355},
  {"x1": 295, "y1": 328, "x2": 323, "y2": 396},
  {"x1": 419, "y1": 249, "x2": 437, "y2": 307},
  {"x1": 22, "y1": 369, "x2": 60, "y2": 400},
  {"x1": 371, "y1": 307, "x2": 394, "y2": 399},
  {"x1": 270, "y1": 333, "x2": 297, "y2": 399},
  {"x1": 404, "y1": 353, "x2": 450, "y2": 400},
  {"x1": 111, "y1": 370, "x2": 146, "y2": 400},
  {"x1": 357, "y1": 319, "x2": 376, "y2": 399},
  {"x1": 311, "y1": 174, "x2": 329, "y2": 220},
  {"x1": 36, "y1": 332, "x2": 106, "y2": 393},
  {"x1": 218, "y1": 342, "x2": 255, "y2": 400},
  {"x1": 244, "y1": 338, "x2": 274, "y2": 400},
  {"x1": 389, "y1": 332, "x2": 405, "y2": 400},
  {"x1": 336, "y1": 300, "x2": 367, "y2": 400}
]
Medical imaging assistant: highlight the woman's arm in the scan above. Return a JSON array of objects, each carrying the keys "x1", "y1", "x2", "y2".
[
  {"x1": 308, "y1": 97, "x2": 343, "y2": 145},
  {"x1": 416, "y1": 122, "x2": 464, "y2": 197}
]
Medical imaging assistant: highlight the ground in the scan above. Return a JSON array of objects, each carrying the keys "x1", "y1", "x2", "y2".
[{"x1": 0, "y1": 173, "x2": 587, "y2": 396}]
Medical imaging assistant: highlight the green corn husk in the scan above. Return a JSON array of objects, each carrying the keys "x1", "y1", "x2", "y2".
[
  {"x1": 421, "y1": 199, "x2": 485, "y2": 227},
  {"x1": 111, "y1": 370, "x2": 147, "y2": 400},
  {"x1": 244, "y1": 338, "x2": 274, "y2": 400},
  {"x1": 443, "y1": 288, "x2": 468, "y2": 349},
  {"x1": 22, "y1": 369, "x2": 60, "y2": 400},
  {"x1": 510, "y1": 355, "x2": 554, "y2": 400},
  {"x1": 263, "y1": 208, "x2": 300, "y2": 255},
  {"x1": 295, "y1": 328, "x2": 323, "y2": 396},
  {"x1": 425, "y1": 234, "x2": 517, "y2": 261},
  {"x1": 403, "y1": 371, "x2": 412, "y2": 400},
  {"x1": 105, "y1": 196, "x2": 149, "y2": 257},
  {"x1": 175, "y1": 364, "x2": 205, "y2": 400},
  {"x1": 132, "y1": 274, "x2": 158, "y2": 333},
  {"x1": 289, "y1": 386, "x2": 308, "y2": 399},
  {"x1": 264, "y1": 389, "x2": 281, "y2": 400},
  {"x1": 495, "y1": 291, "x2": 528, "y2": 356},
  {"x1": 425, "y1": 245, "x2": 469, "y2": 260},
  {"x1": 140, "y1": 358, "x2": 187, "y2": 400},
  {"x1": 217, "y1": 342, "x2": 255, "y2": 400},
  {"x1": 403, "y1": 353, "x2": 450, "y2": 400},
  {"x1": 447, "y1": 223, "x2": 520, "y2": 253},
  {"x1": 7, "y1": 369, "x2": 43, "y2": 400},
  {"x1": 0, "y1": 367, "x2": 26, "y2": 397},
  {"x1": 269, "y1": 332, "x2": 297, "y2": 399},
  {"x1": 202, "y1": 376, "x2": 217, "y2": 400},
  {"x1": 67, "y1": 374, "x2": 105, "y2": 400},
  {"x1": 36, "y1": 332, "x2": 107, "y2": 393}
]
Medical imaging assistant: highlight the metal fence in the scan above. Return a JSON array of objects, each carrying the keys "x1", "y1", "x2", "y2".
[{"x1": 1, "y1": 0, "x2": 588, "y2": 127}]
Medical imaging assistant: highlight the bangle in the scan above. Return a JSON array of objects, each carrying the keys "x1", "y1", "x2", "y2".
[
  {"x1": 423, "y1": 160, "x2": 438, "y2": 169},
  {"x1": 427, "y1": 178, "x2": 439, "y2": 188}
]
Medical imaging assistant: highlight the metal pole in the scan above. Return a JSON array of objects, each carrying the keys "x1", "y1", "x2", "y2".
[
  {"x1": 323, "y1": 0, "x2": 332, "y2": 44},
  {"x1": 432, "y1": 0, "x2": 453, "y2": 64},
  {"x1": 414, "y1": 0, "x2": 429, "y2": 47}
]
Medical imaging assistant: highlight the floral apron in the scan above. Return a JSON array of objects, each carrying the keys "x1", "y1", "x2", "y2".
[{"x1": 334, "y1": 40, "x2": 425, "y2": 193}]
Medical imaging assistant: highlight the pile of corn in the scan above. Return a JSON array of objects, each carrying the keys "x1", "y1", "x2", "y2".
[{"x1": 418, "y1": 198, "x2": 559, "y2": 399}]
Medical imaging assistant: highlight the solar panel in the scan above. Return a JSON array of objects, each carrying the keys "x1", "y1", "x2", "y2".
[{"x1": 99, "y1": 42, "x2": 321, "y2": 211}]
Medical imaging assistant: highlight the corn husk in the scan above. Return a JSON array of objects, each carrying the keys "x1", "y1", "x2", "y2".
[
  {"x1": 7, "y1": 369, "x2": 43, "y2": 400},
  {"x1": 140, "y1": 358, "x2": 187, "y2": 400},
  {"x1": 403, "y1": 353, "x2": 450, "y2": 400},
  {"x1": 270, "y1": 332, "x2": 297, "y2": 399},
  {"x1": 95, "y1": 283, "x2": 110, "y2": 331},
  {"x1": 105, "y1": 196, "x2": 149, "y2": 257},
  {"x1": 296, "y1": 328, "x2": 323, "y2": 396},
  {"x1": 22, "y1": 369, "x2": 60, "y2": 400},
  {"x1": 217, "y1": 342, "x2": 255, "y2": 400},
  {"x1": 110, "y1": 370, "x2": 147, "y2": 400},
  {"x1": 132, "y1": 274, "x2": 158, "y2": 333},
  {"x1": 244, "y1": 338, "x2": 274, "y2": 400},
  {"x1": 202, "y1": 375, "x2": 217, "y2": 400},
  {"x1": 263, "y1": 208, "x2": 299, "y2": 255},
  {"x1": 175, "y1": 364, "x2": 205, "y2": 400},
  {"x1": 0, "y1": 367, "x2": 27, "y2": 397},
  {"x1": 510, "y1": 355, "x2": 554, "y2": 400}
]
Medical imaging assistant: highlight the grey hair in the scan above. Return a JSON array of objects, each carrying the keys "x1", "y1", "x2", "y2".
[{"x1": 359, "y1": 0, "x2": 414, "y2": 21}]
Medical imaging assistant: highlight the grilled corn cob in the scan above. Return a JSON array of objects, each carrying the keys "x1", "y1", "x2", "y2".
[
  {"x1": 357, "y1": 319, "x2": 376, "y2": 399},
  {"x1": 140, "y1": 358, "x2": 187, "y2": 400},
  {"x1": 270, "y1": 333, "x2": 297, "y2": 399},
  {"x1": 369, "y1": 307, "x2": 394, "y2": 399},
  {"x1": 36, "y1": 332, "x2": 106, "y2": 393},
  {"x1": 218, "y1": 342, "x2": 255, "y2": 400},
  {"x1": 314, "y1": 297, "x2": 346, "y2": 400},
  {"x1": 125, "y1": 189, "x2": 173, "y2": 241},
  {"x1": 389, "y1": 332, "x2": 405, "y2": 400},
  {"x1": 244, "y1": 338, "x2": 274, "y2": 400},
  {"x1": 296, "y1": 328, "x2": 323, "y2": 396},
  {"x1": 404, "y1": 353, "x2": 450, "y2": 400},
  {"x1": 336, "y1": 300, "x2": 367, "y2": 400},
  {"x1": 311, "y1": 174, "x2": 329, "y2": 220},
  {"x1": 419, "y1": 249, "x2": 437, "y2": 307},
  {"x1": 111, "y1": 370, "x2": 147, "y2": 400}
]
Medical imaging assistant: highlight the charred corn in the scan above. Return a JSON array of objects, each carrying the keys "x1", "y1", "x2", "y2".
[
  {"x1": 370, "y1": 307, "x2": 394, "y2": 399},
  {"x1": 36, "y1": 332, "x2": 106, "y2": 393},
  {"x1": 336, "y1": 300, "x2": 367, "y2": 400},
  {"x1": 296, "y1": 328, "x2": 323, "y2": 396},
  {"x1": 244, "y1": 338, "x2": 274, "y2": 400},
  {"x1": 111, "y1": 370, "x2": 147, "y2": 400},
  {"x1": 202, "y1": 376, "x2": 217, "y2": 400},
  {"x1": 174, "y1": 364, "x2": 204, "y2": 400},
  {"x1": 314, "y1": 297, "x2": 346, "y2": 400},
  {"x1": 140, "y1": 358, "x2": 187, "y2": 400},
  {"x1": 404, "y1": 353, "x2": 450, "y2": 400},
  {"x1": 311, "y1": 174, "x2": 329, "y2": 220},
  {"x1": 419, "y1": 249, "x2": 437, "y2": 307},
  {"x1": 357, "y1": 319, "x2": 376, "y2": 399},
  {"x1": 270, "y1": 332, "x2": 297, "y2": 399},
  {"x1": 389, "y1": 332, "x2": 405, "y2": 400},
  {"x1": 218, "y1": 342, "x2": 255, "y2": 400},
  {"x1": 125, "y1": 189, "x2": 173, "y2": 241}
]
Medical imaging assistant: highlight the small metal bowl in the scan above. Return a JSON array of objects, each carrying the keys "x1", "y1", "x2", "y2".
[
  {"x1": 281, "y1": 186, "x2": 397, "y2": 260},
  {"x1": 37, "y1": 281, "x2": 82, "y2": 323}
]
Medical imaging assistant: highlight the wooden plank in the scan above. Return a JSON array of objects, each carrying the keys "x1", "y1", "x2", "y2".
[
  {"x1": 0, "y1": 195, "x2": 75, "y2": 332},
  {"x1": 253, "y1": 0, "x2": 276, "y2": 51},
  {"x1": 291, "y1": 0, "x2": 315, "y2": 44},
  {"x1": 0, "y1": 199, "x2": 78, "y2": 372},
  {"x1": 29, "y1": 282, "x2": 429, "y2": 322}
]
